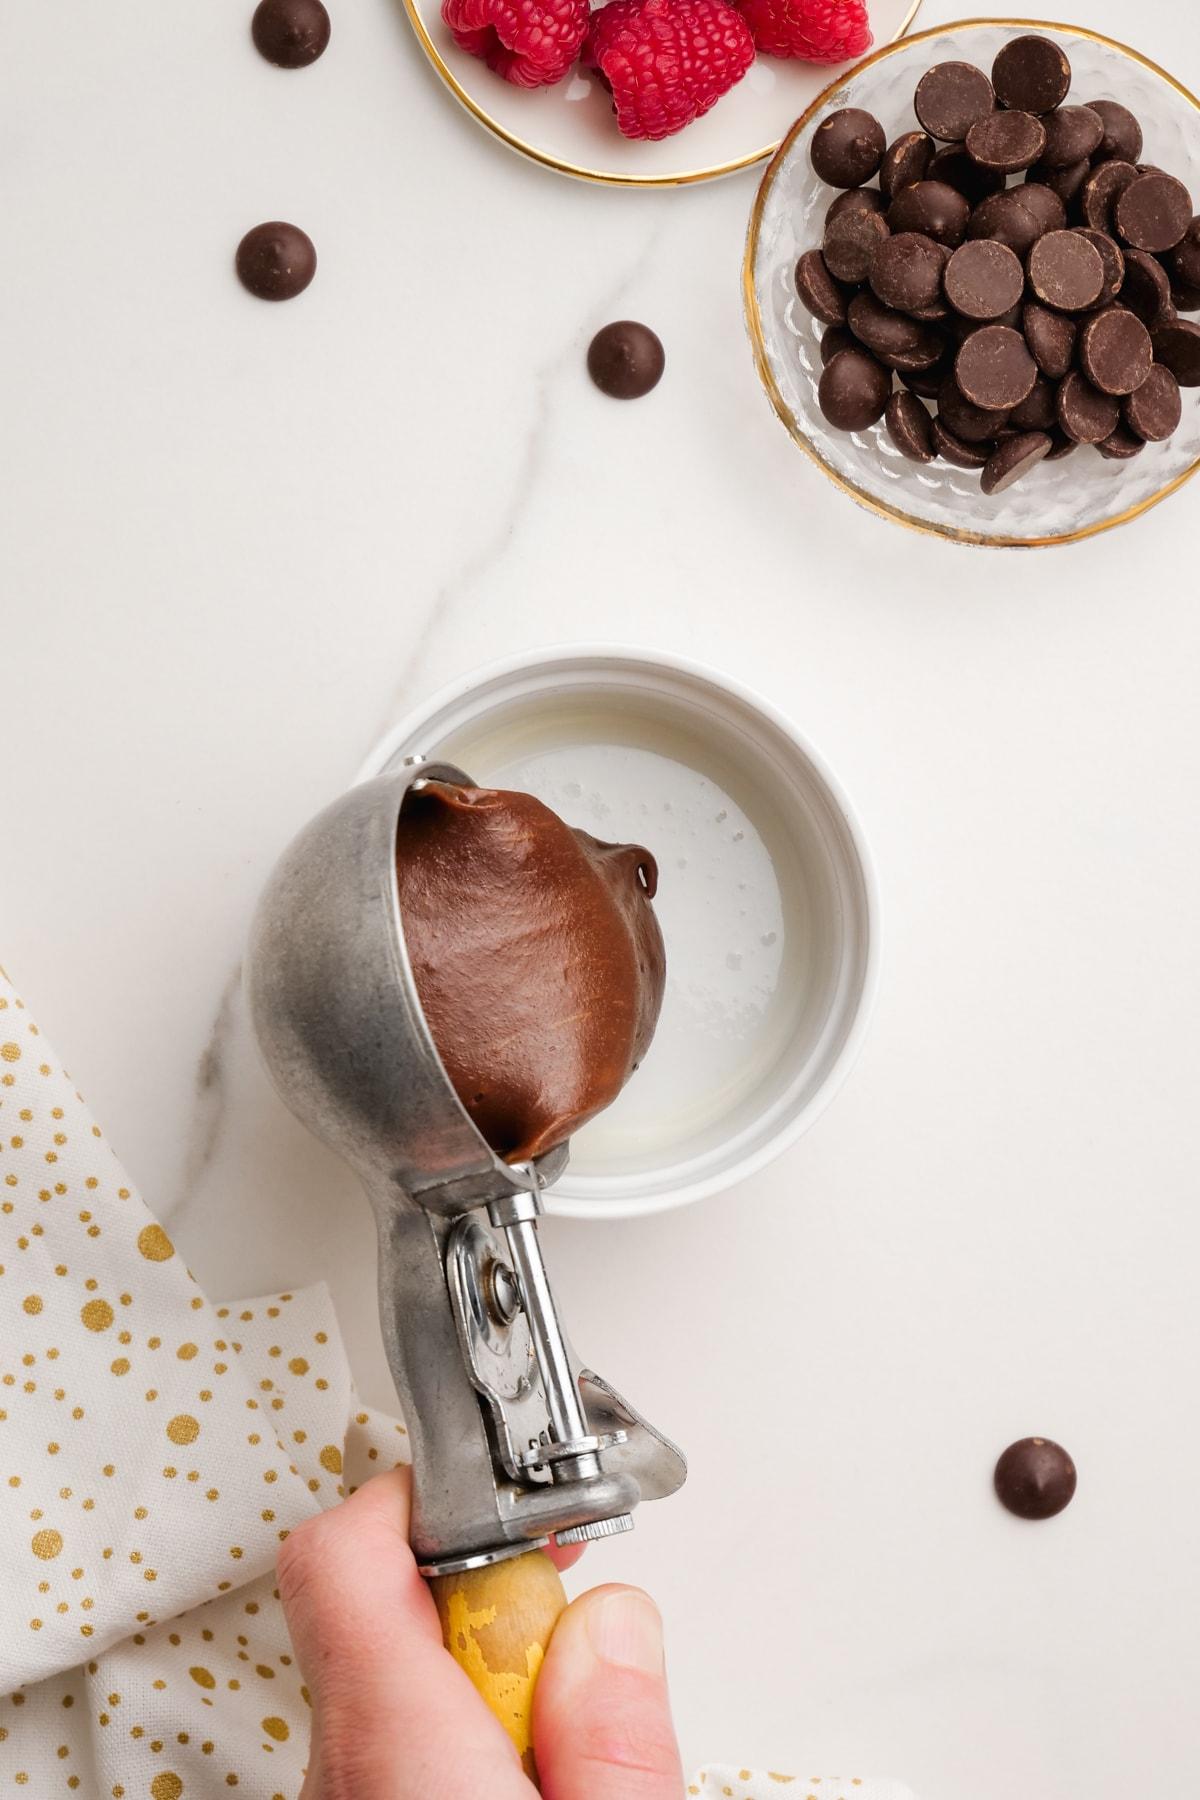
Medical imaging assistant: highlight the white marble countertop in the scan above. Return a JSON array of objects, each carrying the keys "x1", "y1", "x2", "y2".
[{"x1": 3, "y1": 1, "x2": 1199, "y2": 1794}]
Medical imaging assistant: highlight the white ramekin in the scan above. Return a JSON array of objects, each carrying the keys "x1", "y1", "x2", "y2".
[{"x1": 358, "y1": 646, "x2": 880, "y2": 1219}]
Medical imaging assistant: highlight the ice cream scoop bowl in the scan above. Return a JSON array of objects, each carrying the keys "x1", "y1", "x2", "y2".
[{"x1": 244, "y1": 755, "x2": 685, "y2": 1778}]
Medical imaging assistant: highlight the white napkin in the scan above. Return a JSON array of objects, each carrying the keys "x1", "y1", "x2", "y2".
[{"x1": 0, "y1": 963, "x2": 914, "y2": 1799}]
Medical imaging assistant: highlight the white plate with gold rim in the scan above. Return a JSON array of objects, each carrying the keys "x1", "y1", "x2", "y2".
[{"x1": 401, "y1": 0, "x2": 922, "y2": 185}]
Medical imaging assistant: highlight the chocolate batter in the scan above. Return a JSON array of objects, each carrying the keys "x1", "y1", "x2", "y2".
[{"x1": 395, "y1": 782, "x2": 665, "y2": 1163}]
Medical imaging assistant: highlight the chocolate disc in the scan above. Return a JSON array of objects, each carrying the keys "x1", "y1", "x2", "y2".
[
  {"x1": 1022, "y1": 301, "x2": 1077, "y2": 379},
  {"x1": 823, "y1": 209, "x2": 890, "y2": 284},
  {"x1": 251, "y1": 0, "x2": 331, "y2": 66},
  {"x1": 812, "y1": 108, "x2": 887, "y2": 188},
  {"x1": 930, "y1": 416, "x2": 989, "y2": 467},
  {"x1": 915, "y1": 61, "x2": 996, "y2": 142},
  {"x1": 825, "y1": 186, "x2": 888, "y2": 229},
  {"x1": 1150, "y1": 318, "x2": 1200, "y2": 386},
  {"x1": 1056, "y1": 369, "x2": 1120, "y2": 442},
  {"x1": 1073, "y1": 228, "x2": 1125, "y2": 304},
  {"x1": 1039, "y1": 104, "x2": 1103, "y2": 169},
  {"x1": 880, "y1": 131, "x2": 935, "y2": 199},
  {"x1": 994, "y1": 1438, "x2": 1076, "y2": 1521},
  {"x1": 937, "y1": 376, "x2": 1009, "y2": 441},
  {"x1": 944, "y1": 239, "x2": 1024, "y2": 321},
  {"x1": 1028, "y1": 157, "x2": 1091, "y2": 209},
  {"x1": 967, "y1": 191, "x2": 1041, "y2": 257},
  {"x1": 1115, "y1": 172, "x2": 1193, "y2": 253},
  {"x1": 1168, "y1": 217, "x2": 1200, "y2": 289},
  {"x1": 955, "y1": 324, "x2": 1036, "y2": 410},
  {"x1": 587, "y1": 321, "x2": 665, "y2": 399},
  {"x1": 1008, "y1": 374, "x2": 1057, "y2": 431},
  {"x1": 980, "y1": 429, "x2": 1052, "y2": 494},
  {"x1": 991, "y1": 35, "x2": 1071, "y2": 115},
  {"x1": 817, "y1": 347, "x2": 892, "y2": 430},
  {"x1": 795, "y1": 250, "x2": 849, "y2": 325},
  {"x1": 887, "y1": 180, "x2": 970, "y2": 248},
  {"x1": 1044, "y1": 426, "x2": 1077, "y2": 460},
  {"x1": 1080, "y1": 160, "x2": 1140, "y2": 234},
  {"x1": 235, "y1": 220, "x2": 317, "y2": 300},
  {"x1": 926, "y1": 144, "x2": 1006, "y2": 205},
  {"x1": 1028, "y1": 230, "x2": 1104, "y2": 311},
  {"x1": 1122, "y1": 362, "x2": 1182, "y2": 439},
  {"x1": 1017, "y1": 181, "x2": 1067, "y2": 235},
  {"x1": 868, "y1": 232, "x2": 945, "y2": 312},
  {"x1": 1119, "y1": 248, "x2": 1175, "y2": 325},
  {"x1": 1171, "y1": 279, "x2": 1200, "y2": 313},
  {"x1": 965, "y1": 110, "x2": 1046, "y2": 175},
  {"x1": 847, "y1": 292, "x2": 946, "y2": 371},
  {"x1": 884, "y1": 390, "x2": 935, "y2": 461},
  {"x1": 1079, "y1": 307, "x2": 1152, "y2": 395},
  {"x1": 899, "y1": 357, "x2": 952, "y2": 399},
  {"x1": 1097, "y1": 424, "x2": 1145, "y2": 459},
  {"x1": 820, "y1": 325, "x2": 857, "y2": 366},
  {"x1": 1087, "y1": 97, "x2": 1143, "y2": 165}
]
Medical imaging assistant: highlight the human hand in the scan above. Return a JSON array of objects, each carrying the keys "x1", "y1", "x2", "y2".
[{"x1": 278, "y1": 1465, "x2": 685, "y2": 1799}]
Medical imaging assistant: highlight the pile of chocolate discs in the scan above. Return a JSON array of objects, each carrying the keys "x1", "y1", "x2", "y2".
[{"x1": 794, "y1": 33, "x2": 1199, "y2": 496}]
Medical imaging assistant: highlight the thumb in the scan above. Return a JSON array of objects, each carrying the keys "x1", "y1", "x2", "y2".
[{"x1": 533, "y1": 1584, "x2": 684, "y2": 1800}]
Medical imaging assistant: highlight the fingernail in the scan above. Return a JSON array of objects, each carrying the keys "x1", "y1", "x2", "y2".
[{"x1": 585, "y1": 1591, "x2": 664, "y2": 1674}]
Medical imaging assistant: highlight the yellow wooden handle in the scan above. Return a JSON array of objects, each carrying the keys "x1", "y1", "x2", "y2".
[{"x1": 428, "y1": 1548, "x2": 567, "y2": 1787}]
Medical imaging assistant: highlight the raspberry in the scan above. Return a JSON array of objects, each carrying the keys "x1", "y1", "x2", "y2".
[
  {"x1": 737, "y1": 0, "x2": 871, "y2": 63},
  {"x1": 442, "y1": 0, "x2": 588, "y2": 87},
  {"x1": 583, "y1": 0, "x2": 755, "y2": 141}
]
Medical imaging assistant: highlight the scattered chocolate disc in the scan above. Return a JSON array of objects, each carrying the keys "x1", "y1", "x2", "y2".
[
  {"x1": 1044, "y1": 426, "x2": 1077, "y2": 460},
  {"x1": 820, "y1": 325, "x2": 857, "y2": 366},
  {"x1": 823, "y1": 209, "x2": 890, "y2": 284},
  {"x1": 994, "y1": 1438, "x2": 1077, "y2": 1521},
  {"x1": 1119, "y1": 248, "x2": 1174, "y2": 325},
  {"x1": 1123, "y1": 362, "x2": 1182, "y2": 439},
  {"x1": 235, "y1": 220, "x2": 317, "y2": 300},
  {"x1": 869, "y1": 232, "x2": 945, "y2": 312},
  {"x1": 991, "y1": 34, "x2": 1071, "y2": 115},
  {"x1": 1027, "y1": 230, "x2": 1104, "y2": 311},
  {"x1": 884, "y1": 390, "x2": 935, "y2": 461},
  {"x1": 795, "y1": 250, "x2": 849, "y2": 326},
  {"x1": 1172, "y1": 277, "x2": 1200, "y2": 312},
  {"x1": 965, "y1": 110, "x2": 1046, "y2": 175},
  {"x1": 1057, "y1": 369, "x2": 1120, "y2": 442},
  {"x1": 586, "y1": 321, "x2": 665, "y2": 399},
  {"x1": 930, "y1": 416, "x2": 988, "y2": 467},
  {"x1": 915, "y1": 61, "x2": 995, "y2": 142},
  {"x1": 1022, "y1": 301, "x2": 1076, "y2": 378},
  {"x1": 825, "y1": 186, "x2": 888, "y2": 229},
  {"x1": 812, "y1": 108, "x2": 886, "y2": 188},
  {"x1": 1168, "y1": 216, "x2": 1200, "y2": 289},
  {"x1": 817, "y1": 347, "x2": 891, "y2": 430},
  {"x1": 1009, "y1": 374, "x2": 1057, "y2": 431},
  {"x1": 1080, "y1": 160, "x2": 1140, "y2": 234},
  {"x1": 1150, "y1": 318, "x2": 1200, "y2": 386},
  {"x1": 1087, "y1": 97, "x2": 1143, "y2": 165},
  {"x1": 1028, "y1": 157, "x2": 1091, "y2": 208},
  {"x1": 251, "y1": 0, "x2": 331, "y2": 66},
  {"x1": 944, "y1": 239, "x2": 1024, "y2": 321},
  {"x1": 1016, "y1": 181, "x2": 1067, "y2": 236},
  {"x1": 1079, "y1": 307, "x2": 1152, "y2": 395},
  {"x1": 887, "y1": 180, "x2": 970, "y2": 248},
  {"x1": 847, "y1": 292, "x2": 946, "y2": 370},
  {"x1": 937, "y1": 376, "x2": 1008, "y2": 442},
  {"x1": 900, "y1": 359, "x2": 951, "y2": 399},
  {"x1": 1097, "y1": 424, "x2": 1145, "y2": 459},
  {"x1": 1039, "y1": 104, "x2": 1104, "y2": 169},
  {"x1": 980, "y1": 429, "x2": 1052, "y2": 494},
  {"x1": 926, "y1": 144, "x2": 1005, "y2": 205},
  {"x1": 880, "y1": 131, "x2": 935, "y2": 199},
  {"x1": 1115, "y1": 171, "x2": 1193, "y2": 253},
  {"x1": 967, "y1": 191, "x2": 1041, "y2": 257},
  {"x1": 1073, "y1": 228, "x2": 1125, "y2": 304},
  {"x1": 955, "y1": 324, "x2": 1036, "y2": 410}
]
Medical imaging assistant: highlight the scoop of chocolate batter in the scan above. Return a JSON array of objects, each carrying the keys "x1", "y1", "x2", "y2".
[{"x1": 395, "y1": 782, "x2": 665, "y2": 1163}]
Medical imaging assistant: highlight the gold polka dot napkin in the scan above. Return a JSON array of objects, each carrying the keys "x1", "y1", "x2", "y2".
[{"x1": 0, "y1": 965, "x2": 915, "y2": 1798}]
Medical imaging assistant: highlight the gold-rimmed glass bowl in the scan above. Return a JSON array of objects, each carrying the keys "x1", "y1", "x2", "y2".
[{"x1": 744, "y1": 19, "x2": 1200, "y2": 546}]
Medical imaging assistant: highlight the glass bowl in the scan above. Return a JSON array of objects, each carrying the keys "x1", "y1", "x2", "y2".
[{"x1": 743, "y1": 19, "x2": 1200, "y2": 546}]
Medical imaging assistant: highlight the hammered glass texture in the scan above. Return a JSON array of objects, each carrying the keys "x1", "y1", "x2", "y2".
[{"x1": 750, "y1": 26, "x2": 1200, "y2": 543}]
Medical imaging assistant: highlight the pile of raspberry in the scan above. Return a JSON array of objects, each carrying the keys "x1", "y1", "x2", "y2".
[{"x1": 440, "y1": 0, "x2": 872, "y2": 141}]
